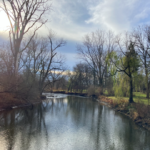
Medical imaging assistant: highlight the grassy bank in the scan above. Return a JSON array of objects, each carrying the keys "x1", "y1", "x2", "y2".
[
  {"x1": 99, "y1": 93, "x2": 150, "y2": 131},
  {"x1": 107, "y1": 92, "x2": 150, "y2": 105}
]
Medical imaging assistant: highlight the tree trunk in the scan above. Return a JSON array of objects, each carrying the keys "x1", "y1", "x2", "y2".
[
  {"x1": 40, "y1": 88, "x2": 43, "y2": 97},
  {"x1": 99, "y1": 77, "x2": 103, "y2": 94},
  {"x1": 99, "y1": 78, "x2": 103, "y2": 87},
  {"x1": 14, "y1": 39, "x2": 21, "y2": 77},
  {"x1": 14, "y1": 53, "x2": 19, "y2": 76},
  {"x1": 129, "y1": 75, "x2": 134, "y2": 103},
  {"x1": 93, "y1": 69, "x2": 96, "y2": 86},
  {"x1": 14, "y1": 52, "x2": 20, "y2": 91},
  {"x1": 145, "y1": 68, "x2": 149, "y2": 98}
]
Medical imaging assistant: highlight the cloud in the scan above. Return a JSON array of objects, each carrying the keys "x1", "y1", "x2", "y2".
[
  {"x1": 41, "y1": 0, "x2": 98, "y2": 42},
  {"x1": 2, "y1": 0, "x2": 150, "y2": 42},
  {"x1": 40, "y1": 0, "x2": 150, "y2": 42},
  {"x1": 1, "y1": 0, "x2": 150, "y2": 41},
  {"x1": 86, "y1": 0, "x2": 150, "y2": 33}
]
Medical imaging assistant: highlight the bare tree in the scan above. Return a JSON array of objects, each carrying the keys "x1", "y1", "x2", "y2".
[
  {"x1": 77, "y1": 30, "x2": 115, "y2": 90},
  {"x1": 54, "y1": 76, "x2": 67, "y2": 91},
  {"x1": 0, "y1": 0, "x2": 51, "y2": 76},
  {"x1": 8, "y1": 30, "x2": 66, "y2": 98},
  {"x1": 18, "y1": 36, "x2": 48, "y2": 98},
  {"x1": 133, "y1": 25, "x2": 150, "y2": 98},
  {"x1": 38, "y1": 31, "x2": 66, "y2": 95},
  {"x1": 22, "y1": 35, "x2": 48, "y2": 79},
  {"x1": 0, "y1": 45, "x2": 14, "y2": 92}
]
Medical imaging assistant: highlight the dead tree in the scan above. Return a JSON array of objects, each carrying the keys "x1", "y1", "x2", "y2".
[{"x1": 38, "y1": 31, "x2": 66, "y2": 96}]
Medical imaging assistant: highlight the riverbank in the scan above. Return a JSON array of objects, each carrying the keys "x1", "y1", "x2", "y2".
[
  {"x1": 0, "y1": 91, "x2": 89, "y2": 111},
  {"x1": 0, "y1": 92, "x2": 42, "y2": 111},
  {"x1": 49, "y1": 91, "x2": 89, "y2": 97},
  {"x1": 99, "y1": 95, "x2": 150, "y2": 131}
]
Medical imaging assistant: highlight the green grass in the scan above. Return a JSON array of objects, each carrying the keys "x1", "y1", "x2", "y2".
[
  {"x1": 103, "y1": 90, "x2": 108, "y2": 95},
  {"x1": 107, "y1": 92, "x2": 150, "y2": 105},
  {"x1": 133, "y1": 92, "x2": 150, "y2": 105}
]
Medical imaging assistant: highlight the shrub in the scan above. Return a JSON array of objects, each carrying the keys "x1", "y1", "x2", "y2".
[
  {"x1": 110, "y1": 98, "x2": 128, "y2": 108},
  {"x1": 130, "y1": 111, "x2": 139, "y2": 120},
  {"x1": 87, "y1": 86, "x2": 103, "y2": 97},
  {"x1": 117, "y1": 99, "x2": 128, "y2": 108},
  {"x1": 107, "y1": 88, "x2": 114, "y2": 96},
  {"x1": 135, "y1": 103, "x2": 150, "y2": 118},
  {"x1": 87, "y1": 85, "x2": 95, "y2": 96},
  {"x1": 96, "y1": 87, "x2": 103, "y2": 95}
]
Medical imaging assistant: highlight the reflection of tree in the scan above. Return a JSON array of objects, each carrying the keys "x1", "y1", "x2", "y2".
[
  {"x1": 67, "y1": 97, "x2": 150, "y2": 150},
  {"x1": 0, "y1": 103, "x2": 49, "y2": 150},
  {"x1": 0, "y1": 97, "x2": 68, "y2": 150},
  {"x1": 0, "y1": 96, "x2": 150, "y2": 150},
  {"x1": 95, "y1": 104, "x2": 102, "y2": 150}
]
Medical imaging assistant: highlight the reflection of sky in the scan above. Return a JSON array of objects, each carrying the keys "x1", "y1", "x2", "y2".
[{"x1": 1, "y1": 0, "x2": 150, "y2": 69}]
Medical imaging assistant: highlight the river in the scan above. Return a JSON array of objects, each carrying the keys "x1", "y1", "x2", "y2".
[{"x1": 0, "y1": 94, "x2": 149, "y2": 150}]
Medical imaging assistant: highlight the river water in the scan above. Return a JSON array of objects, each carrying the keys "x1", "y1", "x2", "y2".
[{"x1": 0, "y1": 94, "x2": 150, "y2": 150}]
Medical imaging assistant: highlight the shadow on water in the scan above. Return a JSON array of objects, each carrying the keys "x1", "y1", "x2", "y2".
[{"x1": 0, "y1": 94, "x2": 149, "y2": 150}]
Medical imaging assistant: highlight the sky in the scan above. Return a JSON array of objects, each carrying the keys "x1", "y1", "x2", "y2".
[{"x1": 0, "y1": 0, "x2": 150, "y2": 70}]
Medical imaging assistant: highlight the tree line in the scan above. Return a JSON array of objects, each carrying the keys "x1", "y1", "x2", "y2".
[{"x1": 56, "y1": 26, "x2": 150, "y2": 103}]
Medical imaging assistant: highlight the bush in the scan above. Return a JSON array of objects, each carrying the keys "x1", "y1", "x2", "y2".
[
  {"x1": 107, "y1": 88, "x2": 114, "y2": 96},
  {"x1": 111, "y1": 98, "x2": 128, "y2": 108},
  {"x1": 135, "y1": 103, "x2": 150, "y2": 118},
  {"x1": 129, "y1": 110, "x2": 138, "y2": 120},
  {"x1": 117, "y1": 99, "x2": 128, "y2": 108},
  {"x1": 87, "y1": 86, "x2": 103, "y2": 97},
  {"x1": 87, "y1": 85, "x2": 96, "y2": 97},
  {"x1": 96, "y1": 87, "x2": 103, "y2": 95}
]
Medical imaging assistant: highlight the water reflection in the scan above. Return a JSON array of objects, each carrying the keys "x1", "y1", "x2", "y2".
[{"x1": 0, "y1": 95, "x2": 149, "y2": 150}]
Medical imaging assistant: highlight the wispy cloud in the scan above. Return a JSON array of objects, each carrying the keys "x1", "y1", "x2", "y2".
[
  {"x1": 86, "y1": 0, "x2": 150, "y2": 33},
  {"x1": 42, "y1": 0, "x2": 97, "y2": 41},
  {"x1": 1, "y1": 0, "x2": 150, "y2": 41}
]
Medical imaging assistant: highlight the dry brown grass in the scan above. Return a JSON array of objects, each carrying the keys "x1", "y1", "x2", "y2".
[
  {"x1": 99, "y1": 95, "x2": 114, "y2": 104},
  {"x1": 99, "y1": 96, "x2": 129, "y2": 108},
  {"x1": 132, "y1": 111, "x2": 139, "y2": 120}
]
